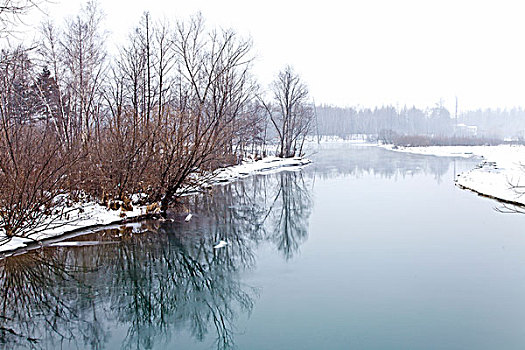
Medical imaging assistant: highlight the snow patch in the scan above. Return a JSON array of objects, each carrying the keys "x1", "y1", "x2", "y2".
[
  {"x1": 210, "y1": 156, "x2": 311, "y2": 185},
  {"x1": 385, "y1": 144, "x2": 525, "y2": 206},
  {"x1": 0, "y1": 201, "x2": 148, "y2": 254},
  {"x1": 48, "y1": 241, "x2": 119, "y2": 247},
  {"x1": 379, "y1": 144, "x2": 485, "y2": 158}
]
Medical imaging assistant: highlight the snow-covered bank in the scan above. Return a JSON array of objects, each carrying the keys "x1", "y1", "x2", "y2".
[
  {"x1": 0, "y1": 156, "x2": 311, "y2": 255},
  {"x1": 455, "y1": 146, "x2": 525, "y2": 207},
  {"x1": 211, "y1": 156, "x2": 311, "y2": 184},
  {"x1": 380, "y1": 144, "x2": 486, "y2": 158},
  {"x1": 0, "y1": 202, "x2": 150, "y2": 255},
  {"x1": 304, "y1": 135, "x2": 374, "y2": 144},
  {"x1": 384, "y1": 144, "x2": 525, "y2": 206}
]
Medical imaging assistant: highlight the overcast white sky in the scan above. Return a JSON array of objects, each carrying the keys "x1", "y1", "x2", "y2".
[{"x1": 27, "y1": 0, "x2": 525, "y2": 112}]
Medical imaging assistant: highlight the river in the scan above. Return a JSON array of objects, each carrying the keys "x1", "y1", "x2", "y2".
[{"x1": 2, "y1": 143, "x2": 525, "y2": 349}]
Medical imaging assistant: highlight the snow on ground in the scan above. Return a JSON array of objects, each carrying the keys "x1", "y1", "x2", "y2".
[
  {"x1": 304, "y1": 135, "x2": 375, "y2": 145},
  {"x1": 210, "y1": 156, "x2": 311, "y2": 184},
  {"x1": 0, "y1": 201, "x2": 148, "y2": 254},
  {"x1": 384, "y1": 144, "x2": 525, "y2": 206},
  {"x1": 455, "y1": 146, "x2": 525, "y2": 206},
  {"x1": 0, "y1": 156, "x2": 311, "y2": 254},
  {"x1": 380, "y1": 144, "x2": 484, "y2": 158}
]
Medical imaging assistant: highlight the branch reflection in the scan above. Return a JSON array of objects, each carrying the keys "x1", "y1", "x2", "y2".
[
  {"x1": 0, "y1": 169, "x2": 314, "y2": 349},
  {"x1": 267, "y1": 172, "x2": 312, "y2": 260}
]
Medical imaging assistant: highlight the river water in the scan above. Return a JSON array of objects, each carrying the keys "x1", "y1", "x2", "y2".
[{"x1": 2, "y1": 144, "x2": 525, "y2": 349}]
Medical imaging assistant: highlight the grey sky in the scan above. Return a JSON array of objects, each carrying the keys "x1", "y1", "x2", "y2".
[{"x1": 29, "y1": 0, "x2": 525, "y2": 112}]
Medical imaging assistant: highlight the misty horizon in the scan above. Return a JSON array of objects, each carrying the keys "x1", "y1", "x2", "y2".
[{"x1": 14, "y1": 0, "x2": 525, "y2": 113}]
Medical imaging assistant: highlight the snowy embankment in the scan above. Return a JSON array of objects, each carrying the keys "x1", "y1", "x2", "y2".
[
  {"x1": 211, "y1": 156, "x2": 311, "y2": 183},
  {"x1": 383, "y1": 144, "x2": 525, "y2": 206},
  {"x1": 380, "y1": 144, "x2": 484, "y2": 158},
  {"x1": 0, "y1": 203, "x2": 148, "y2": 254},
  {"x1": 0, "y1": 156, "x2": 311, "y2": 255},
  {"x1": 305, "y1": 135, "x2": 372, "y2": 144}
]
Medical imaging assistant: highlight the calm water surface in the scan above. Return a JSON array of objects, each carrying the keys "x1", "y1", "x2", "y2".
[{"x1": 2, "y1": 144, "x2": 525, "y2": 349}]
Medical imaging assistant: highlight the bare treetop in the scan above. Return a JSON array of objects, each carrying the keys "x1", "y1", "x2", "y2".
[{"x1": 0, "y1": 0, "x2": 47, "y2": 33}]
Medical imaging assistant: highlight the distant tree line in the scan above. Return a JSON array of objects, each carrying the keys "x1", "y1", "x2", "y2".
[
  {"x1": 315, "y1": 103, "x2": 451, "y2": 138},
  {"x1": 0, "y1": 2, "x2": 314, "y2": 240},
  {"x1": 460, "y1": 108, "x2": 525, "y2": 139},
  {"x1": 315, "y1": 104, "x2": 525, "y2": 141}
]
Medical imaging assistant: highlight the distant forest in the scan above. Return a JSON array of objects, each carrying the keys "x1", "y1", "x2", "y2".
[{"x1": 315, "y1": 104, "x2": 525, "y2": 141}]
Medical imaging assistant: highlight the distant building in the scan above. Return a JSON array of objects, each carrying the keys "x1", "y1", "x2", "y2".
[{"x1": 454, "y1": 123, "x2": 477, "y2": 137}]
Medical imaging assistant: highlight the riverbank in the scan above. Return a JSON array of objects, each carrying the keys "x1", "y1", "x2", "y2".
[
  {"x1": 210, "y1": 156, "x2": 311, "y2": 184},
  {"x1": 382, "y1": 144, "x2": 525, "y2": 207},
  {"x1": 0, "y1": 156, "x2": 311, "y2": 255}
]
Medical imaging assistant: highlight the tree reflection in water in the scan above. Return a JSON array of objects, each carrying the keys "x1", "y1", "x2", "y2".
[
  {"x1": 268, "y1": 172, "x2": 312, "y2": 260},
  {"x1": 0, "y1": 170, "x2": 314, "y2": 349},
  {"x1": 0, "y1": 249, "x2": 104, "y2": 349},
  {"x1": 306, "y1": 144, "x2": 454, "y2": 182}
]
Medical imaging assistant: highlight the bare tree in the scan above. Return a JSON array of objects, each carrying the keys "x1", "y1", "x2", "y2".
[
  {"x1": 92, "y1": 13, "x2": 177, "y2": 202},
  {"x1": 0, "y1": 0, "x2": 47, "y2": 34},
  {"x1": 60, "y1": 0, "x2": 106, "y2": 143},
  {"x1": 39, "y1": 20, "x2": 73, "y2": 149},
  {"x1": 262, "y1": 65, "x2": 313, "y2": 158},
  {"x1": 154, "y1": 14, "x2": 256, "y2": 214},
  {"x1": 0, "y1": 47, "x2": 83, "y2": 241}
]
